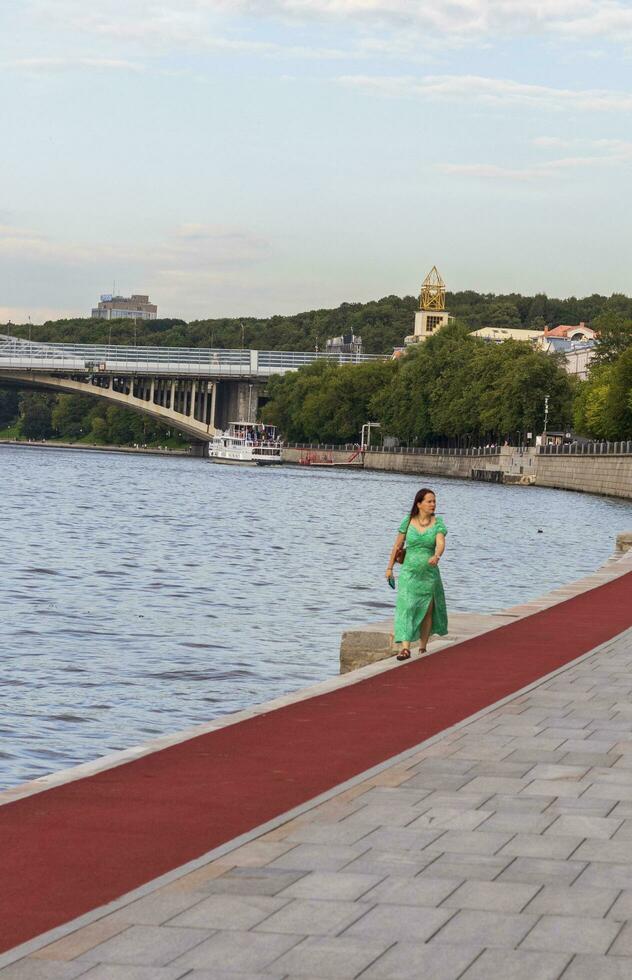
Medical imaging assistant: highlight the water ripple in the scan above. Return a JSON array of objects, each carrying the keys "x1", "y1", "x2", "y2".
[{"x1": 1, "y1": 443, "x2": 631, "y2": 790}]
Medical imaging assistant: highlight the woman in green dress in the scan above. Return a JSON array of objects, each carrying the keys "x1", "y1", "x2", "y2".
[{"x1": 385, "y1": 487, "x2": 448, "y2": 661}]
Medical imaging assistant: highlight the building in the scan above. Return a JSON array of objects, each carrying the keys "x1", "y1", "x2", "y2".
[
  {"x1": 91, "y1": 294, "x2": 157, "y2": 320},
  {"x1": 539, "y1": 336, "x2": 596, "y2": 380},
  {"x1": 325, "y1": 333, "x2": 363, "y2": 355},
  {"x1": 405, "y1": 266, "x2": 452, "y2": 345},
  {"x1": 542, "y1": 322, "x2": 596, "y2": 343},
  {"x1": 471, "y1": 326, "x2": 543, "y2": 345}
]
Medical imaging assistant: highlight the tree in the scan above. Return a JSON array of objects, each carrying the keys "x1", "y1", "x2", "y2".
[
  {"x1": 593, "y1": 311, "x2": 632, "y2": 364},
  {"x1": 486, "y1": 302, "x2": 522, "y2": 329},
  {"x1": 51, "y1": 394, "x2": 94, "y2": 440},
  {"x1": 0, "y1": 388, "x2": 19, "y2": 427},
  {"x1": 603, "y1": 348, "x2": 632, "y2": 439},
  {"x1": 18, "y1": 393, "x2": 55, "y2": 439}
]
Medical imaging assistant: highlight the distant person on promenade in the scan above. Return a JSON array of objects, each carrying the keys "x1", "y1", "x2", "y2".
[{"x1": 385, "y1": 488, "x2": 448, "y2": 661}]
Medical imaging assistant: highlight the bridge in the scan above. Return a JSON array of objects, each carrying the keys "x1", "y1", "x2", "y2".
[{"x1": 0, "y1": 334, "x2": 382, "y2": 445}]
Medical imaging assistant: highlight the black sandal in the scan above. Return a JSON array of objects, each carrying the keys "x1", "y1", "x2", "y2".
[{"x1": 396, "y1": 648, "x2": 411, "y2": 661}]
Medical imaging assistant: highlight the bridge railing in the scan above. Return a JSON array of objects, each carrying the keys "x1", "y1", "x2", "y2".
[
  {"x1": 538, "y1": 441, "x2": 632, "y2": 455},
  {"x1": 0, "y1": 336, "x2": 383, "y2": 375}
]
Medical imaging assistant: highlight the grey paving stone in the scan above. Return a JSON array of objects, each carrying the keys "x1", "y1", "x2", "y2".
[
  {"x1": 96, "y1": 888, "x2": 208, "y2": 925},
  {"x1": 359, "y1": 875, "x2": 462, "y2": 907},
  {"x1": 408, "y1": 758, "x2": 476, "y2": 776},
  {"x1": 544, "y1": 799, "x2": 616, "y2": 817},
  {"x1": 417, "y1": 793, "x2": 493, "y2": 811},
  {"x1": 429, "y1": 909, "x2": 536, "y2": 948},
  {"x1": 419, "y1": 853, "x2": 512, "y2": 881},
  {"x1": 497, "y1": 857, "x2": 587, "y2": 887},
  {"x1": 285, "y1": 821, "x2": 377, "y2": 844},
  {"x1": 169, "y1": 930, "x2": 301, "y2": 972},
  {"x1": 358, "y1": 787, "x2": 433, "y2": 806},
  {"x1": 606, "y1": 890, "x2": 632, "y2": 921},
  {"x1": 459, "y1": 777, "x2": 529, "y2": 795},
  {"x1": 562, "y1": 753, "x2": 618, "y2": 768},
  {"x1": 278, "y1": 871, "x2": 383, "y2": 901},
  {"x1": 0, "y1": 962, "x2": 92, "y2": 979},
  {"x1": 583, "y1": 783, "x2": 632, "y2": 802},
  {"x1": 611, "y1": 818, "x2": 632, "y2": 839},
  {"x1": 483, "y1": 794, "x2": 552, "y2": 813},
  {"x1": 360, "y1": 827, "x2": 445, "y2": 852},
  {"x1": 562, "y1": 954, "x2": 632, "y2": 978},
  {"x1": 505, "y1": 750, "x2": 566, "y2": 766},
  {"x1": 343, "y1": 849, "x2": 435, "y2": 878},
  {"x1": 480, "y1": 812, "x2": 556, "y2": 834},
  {"x1": 572, "y1": 839, "x2": 632, "y2": 863},
  {"x1": 459, "y1": 948, "x2": 571, "y2": 980},
  {"x1": 525, "y1": 884, "x2": 619, "y2": 917},
  {"x1": 182, "y1": 973, "x2": 284, "y2": 980},
  {"x1": 442, "y1": 880, "x2": 541, "y2": 913},
  {"x1": 401, "y1": 773, "x2": 475, "y2": 791},
  {"x1": 577, "y1": 862, "x2": 632, "y2": 889},
  {"x1": 79, "y1": 925, "x2": 211, "y2": 966},
  {"x1": 268, "y1": 843, "x2": 369, "y2": 872},
  {"x1": 344, "y1": 903, "x2": 454, "y2": 942},
  {"x1": 407, "y1": 808, "x2": 493, "y2": 832},
  {"x1": 563, "y1": 739, "x2": 619, "y2": 754},
  {"x1": 499, "y1": 834, "x2": 584, "y2": 860},
  {"x1": 269, "y1": 935, "x2": 391, "y2": 977},
  {"x1": 608, "y1": 920, "x2": 632, "y2": 955},
  {"x1": 199, "y1": 868, "x2": 306, "y2": 896},
  {"x1": 255, "y1": 898, "x2": 368, "y2": 936},
  {"x1": 426, "y1": 830, "x2": 512, "y2": 855},
  {"x1": 544, "y1": 815, "x2": 622, "y2": 839},
  {"x1": 343, "y1": 804, "x2": 430, "y2": 828},
  {"x1": 78, "y1": 967, "x2": 189, "y2": 980},
  {"x1": 167, "y1": 893, "x2": 288, "y2": 929},
  {"x1": 361, "y1": 941, "x2": 481, "y2": 979},
  {"x1": 520, "y1": 914, "x2": 621, "y2": 954},
  {"x1": 521, "y1": 780, "x2": 588, "y2": 799}
]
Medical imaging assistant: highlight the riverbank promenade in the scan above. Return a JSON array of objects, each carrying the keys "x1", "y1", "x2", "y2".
[{"x1": 3, "y1": 554, "x2": 632, "y2": 978}]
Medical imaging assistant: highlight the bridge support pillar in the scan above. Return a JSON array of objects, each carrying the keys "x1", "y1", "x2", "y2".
[
  {"x1": 189, "y1": 381, "x2": 197, "y2": 419},
  {"x1": 214, "y1": 380, "x2": 259, "y2": 430},
  {"x1": 169, "y1": 381, "x2": 175, "y2": 411},
  {"x1": 210, "y1": 382, "x2": 217, "y2": 432}
]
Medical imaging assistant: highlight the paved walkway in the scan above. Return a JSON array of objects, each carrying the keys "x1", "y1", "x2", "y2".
[{"x1": 5, "y1": 624, "x2": 632, "y2": 979}]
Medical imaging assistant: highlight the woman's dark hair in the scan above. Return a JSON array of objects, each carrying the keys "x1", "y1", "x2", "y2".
[{"x1": 409, "y1": 487, "x2": 435, "y2": 518}]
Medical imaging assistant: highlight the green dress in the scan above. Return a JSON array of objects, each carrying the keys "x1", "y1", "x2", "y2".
[{"x1": 394, "y1": 516, "x2": 448, "y2": 644}]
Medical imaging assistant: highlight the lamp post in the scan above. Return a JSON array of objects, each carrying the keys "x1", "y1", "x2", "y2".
[{"x1": 543, "y1": 394, "x2": 550, "y2": 443}]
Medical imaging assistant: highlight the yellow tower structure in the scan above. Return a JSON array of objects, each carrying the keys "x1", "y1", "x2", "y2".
[{"x1": 405, "y1": 265, "x2": 451, "y2": 344}]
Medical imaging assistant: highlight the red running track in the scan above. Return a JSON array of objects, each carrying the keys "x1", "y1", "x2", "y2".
[{"x1": 2, "y1": 570, "x2": 632, "y2": 953}]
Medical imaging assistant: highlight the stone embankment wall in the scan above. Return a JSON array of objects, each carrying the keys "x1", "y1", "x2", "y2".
[
  {"x1": 536, "y1": 454, "x2": 632, "y2": 500},
  {"x1": 282, "y1": 445, "x2": 632, "y2": 500}
]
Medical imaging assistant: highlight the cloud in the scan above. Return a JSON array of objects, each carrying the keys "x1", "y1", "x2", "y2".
[
  {"x1": 2, "y1": 56, "x2": 144, "y2": 73},
  {"x1": 338, "y1": 73, "x2": 632, "y2": 112},
  {"x1": 0, "y1": 222, "x2": 271, "y2": 269},
  {"x1": 29, "y1": 0, "x2": 632, "y2": 66},
  {"x1": 439, "y1": 136, "x2": 632, "y2": 181}
]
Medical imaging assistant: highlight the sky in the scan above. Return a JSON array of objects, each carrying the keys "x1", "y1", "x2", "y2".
[{"x1": 1, "y1": 0, "x2": 632, "y2": 323}]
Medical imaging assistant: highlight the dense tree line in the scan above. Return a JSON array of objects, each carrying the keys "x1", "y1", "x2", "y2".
[
  {"x1": 262, "y1": 323, "x2": 575, "y2": 445},
  {"x1": 4, "y1": 288, "x2": 632, "y2": 356},
  {"x1": 2, "y1": 288, "x2": 631, "y2": 444},
  {"x1": 0, "y1": 391, "x2": 185, "y2": 447}
]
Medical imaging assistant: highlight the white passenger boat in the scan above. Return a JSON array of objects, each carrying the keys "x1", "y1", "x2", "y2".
[{"x1": 208, "y1": 422, "x2": 283, "y2": 466}]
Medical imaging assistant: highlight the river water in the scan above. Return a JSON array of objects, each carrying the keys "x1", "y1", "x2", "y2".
[{"x1": 1, "y1": 444, "x2": 631, "y2": 790}]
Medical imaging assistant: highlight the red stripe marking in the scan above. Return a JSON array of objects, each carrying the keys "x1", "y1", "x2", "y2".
[{"x1": 2, "y1": 570, "x2": 632, "y2": 952}]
